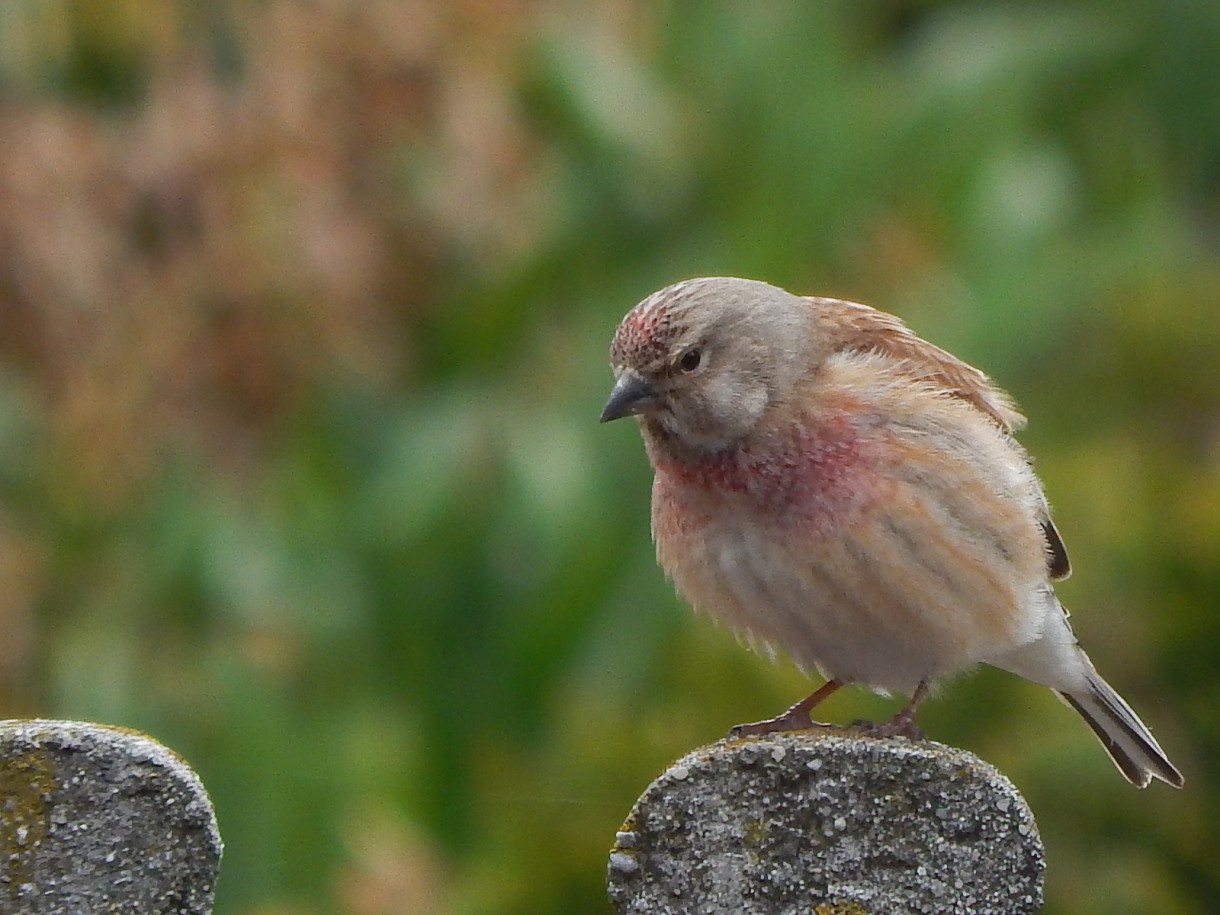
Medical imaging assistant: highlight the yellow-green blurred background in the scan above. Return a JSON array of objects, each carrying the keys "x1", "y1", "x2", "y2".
[{"x1": 1, "y1": 1, "x2": 1217, "y2": 912}]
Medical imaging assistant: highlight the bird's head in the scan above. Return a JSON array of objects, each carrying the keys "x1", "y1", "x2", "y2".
[{"x1": 601, "y1": 277, "x2": 819, "y2": 452}]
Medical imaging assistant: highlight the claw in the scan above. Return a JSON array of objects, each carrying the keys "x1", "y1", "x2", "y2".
[
  {"x1": 727, "y1": 679, "x2": 841, "y2": 738},
  {"x1": 851, "y1": 680, "x2": 930, "y2": 740},
  {"x1": 729, "y1": 716, "x2": 837, "y2": 739},
  {"x1": 849, "y1": 716, "x2": 926, "y2": 741}
]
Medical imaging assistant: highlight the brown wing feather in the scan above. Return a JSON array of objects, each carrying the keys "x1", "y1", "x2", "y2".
[
  {"x1": 1041, "y1": 517, "x2": 1072, "y2": 580},
  {"x1": 807, "y1": 296, "x2": 1026, "y2": 432},
  {"x1": 807, "y1": 296, "x2": 1071, "y2": 578}
]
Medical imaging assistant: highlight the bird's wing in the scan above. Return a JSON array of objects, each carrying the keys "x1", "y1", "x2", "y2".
[
  {"x1": 807, "y1": 296, "x2": 1026, "y2": 433},
  {"x1": 1040, "y1": 516, "x2": 1072, "y2": 580},
  {"x1": 808, "y1": 296, "x2": 1071, "y2": 580}
]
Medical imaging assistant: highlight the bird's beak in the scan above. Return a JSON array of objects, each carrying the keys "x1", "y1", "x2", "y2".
[{"x1": 600, "y1": 371, "x2": 656, "y2": 423}]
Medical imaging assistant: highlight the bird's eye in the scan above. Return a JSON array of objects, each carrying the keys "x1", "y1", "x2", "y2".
[{"x1": 678, "y1": 349, "x2": 702, "y2": 372}]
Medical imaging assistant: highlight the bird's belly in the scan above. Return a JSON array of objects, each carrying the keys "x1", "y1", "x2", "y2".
[{"x1": 653, "y1": 481, "x2": 1043, "y2": 695}]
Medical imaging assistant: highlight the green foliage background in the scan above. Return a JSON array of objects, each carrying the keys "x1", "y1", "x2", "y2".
[{"x1": 0, "y1": 1, "x2": 1217, "y2": 912}]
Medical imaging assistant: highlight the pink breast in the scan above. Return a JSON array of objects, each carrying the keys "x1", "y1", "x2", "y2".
[{"x1": 650, "y1": 411, "x2": 884, "y2": 541}]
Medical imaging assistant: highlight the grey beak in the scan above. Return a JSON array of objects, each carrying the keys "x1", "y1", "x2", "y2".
[{"x1": 600, "y1": 372, "x2": 656, "y2": 423}]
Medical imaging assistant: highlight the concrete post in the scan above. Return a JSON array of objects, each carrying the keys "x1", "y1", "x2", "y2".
[{"x1": 608, "y1": 731, "x2": 1043, "y2": 914}]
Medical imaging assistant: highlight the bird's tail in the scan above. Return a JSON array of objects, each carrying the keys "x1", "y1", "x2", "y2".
[{"x1": 1059, "y1": 671, "x2": 1183, "y2": 789}]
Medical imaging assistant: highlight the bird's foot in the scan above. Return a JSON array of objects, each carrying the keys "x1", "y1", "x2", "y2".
[
  {"x1": 849, "y1": 715, "x2": 926, "y2": 741},
  {"x1": 728, "y1": 713, "x2": 837, "y2": 739},
  {"x1": 849, "y1": 681, "x2": 930, "y2": 740},
  {"x1": 727, "y1": 679, "x2": 843, "y2": 739}
]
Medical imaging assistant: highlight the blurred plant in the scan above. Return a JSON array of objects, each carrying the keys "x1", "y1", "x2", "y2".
[{"x1": 0, "y1": 1, "x2": 1217, "y2": 913}]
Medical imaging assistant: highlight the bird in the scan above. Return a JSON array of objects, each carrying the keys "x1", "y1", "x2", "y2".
[{"x1": 599, "y1": 275, "x2": 1183, "y2": 788}]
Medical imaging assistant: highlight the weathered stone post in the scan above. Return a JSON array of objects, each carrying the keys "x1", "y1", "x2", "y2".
[
  {"x1": 608, "y1": 731, "x2": 1043, "y2": 915},
  {"x1": 0, "y1": 719, "x2": 222, "y2": 914}
]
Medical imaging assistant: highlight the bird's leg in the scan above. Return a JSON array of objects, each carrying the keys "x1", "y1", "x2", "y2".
[
  {"x1": 854, "y1": 680, "x2": 929, "y2": 740},
  {"x1": 728, "y1": 679, "x2": 842, "y2": 738}
]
